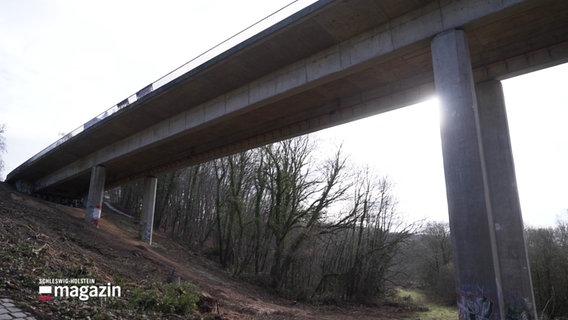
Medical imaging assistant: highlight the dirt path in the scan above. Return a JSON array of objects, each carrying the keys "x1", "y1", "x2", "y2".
[{"x1": 0, "y1": 182, "x2": 413, "y2": 319}]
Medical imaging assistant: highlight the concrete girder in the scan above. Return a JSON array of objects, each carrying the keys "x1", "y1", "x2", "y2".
[{"x1": 30, "y1": 0, "x2": 538, "y2": 192}]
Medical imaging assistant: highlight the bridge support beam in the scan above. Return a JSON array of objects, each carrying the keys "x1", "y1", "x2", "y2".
[
  {"x1": 476, "y1": 79, "x2": 537, "y2": 319},
  {"x1": 432, "y1": 29, "x2": 536, "y2": 319},
  {"x1": 140, "y1": 176, "x2": 157, "y2": 244},
  {"x1": 85, "y1": 165, "x2": 106, "y2": 227}
]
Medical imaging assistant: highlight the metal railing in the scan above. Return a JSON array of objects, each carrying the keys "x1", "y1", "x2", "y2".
[{"x1": 23, "y1": 0, "x2": 318, "y2": 167}]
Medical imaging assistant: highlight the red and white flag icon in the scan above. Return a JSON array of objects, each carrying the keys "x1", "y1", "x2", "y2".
[{"x1": 38, "y1": 286, "x2": 53, "y2": 301}]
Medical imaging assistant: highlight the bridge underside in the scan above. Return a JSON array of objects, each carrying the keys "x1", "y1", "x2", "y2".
[
  {"x1": 7, "y1": 0, "x2": 568, "y2": 198},
  {"x1": 7, "y1": 1, "x2": 567, "y2": 318}
]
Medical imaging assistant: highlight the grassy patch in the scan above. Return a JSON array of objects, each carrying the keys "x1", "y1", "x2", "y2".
[
  {"x1": 129, "y1": 282, "x2": 201, "y2": 316},
  {"x1": 396, "y1": 288, "x2": 457, "y2": 320}
]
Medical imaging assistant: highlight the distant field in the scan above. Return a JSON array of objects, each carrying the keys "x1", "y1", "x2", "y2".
[{"x1": 397, "y1": 288, "x2": 457, "y2": 320}]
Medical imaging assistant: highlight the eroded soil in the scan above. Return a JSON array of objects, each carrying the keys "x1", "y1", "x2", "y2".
[{"x1": 0, "y1": 182, "x2": 414, "y2": 319}]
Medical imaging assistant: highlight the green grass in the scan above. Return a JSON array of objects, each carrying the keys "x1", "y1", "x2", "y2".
[
  {"x1": 129, "y1": 282, "x2": 201, "y2": 316},
  {"x1": 396, "y1": 288, "x2": 457, "y2": 320}
]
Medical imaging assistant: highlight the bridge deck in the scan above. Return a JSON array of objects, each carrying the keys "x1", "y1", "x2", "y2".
[{"x1": 7, "y1": 0, "x2": 568, "y2": 196}]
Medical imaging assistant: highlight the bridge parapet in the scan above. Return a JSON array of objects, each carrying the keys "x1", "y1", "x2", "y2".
[{"x1": 7, "y1": 0, "x2": 318, "y2": 186}]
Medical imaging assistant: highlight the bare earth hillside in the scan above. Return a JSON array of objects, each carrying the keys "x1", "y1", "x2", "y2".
[{"x1": 0, "y1": 182, "x2": 415, "y2": 319}]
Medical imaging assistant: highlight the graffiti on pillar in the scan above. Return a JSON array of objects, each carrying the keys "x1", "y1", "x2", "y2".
[
  {"x1": 91, "y1": 205, "x2": 101, "y2": 227},
  {"x1": 504, "y1": 292, "x2": 533, "y2": 320},
  {"x1": 140, "y1": 222, "x2": 151, "y2": 242},
  {"x1": 145, "y1": 227, "x2": 151, "y2": 243},
  {"x1": 86, "y1": 202, "x2": 101, "y2": 227},
  {"x1": 87, "y1": 202, "x2": 94, "y2": 222},
  {"x1": 457, "y1": 285, "x2": 494, "y2": 320}
]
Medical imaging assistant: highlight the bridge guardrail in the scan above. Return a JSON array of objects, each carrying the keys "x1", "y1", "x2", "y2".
[{"x1": 20, "y1": 0, "x2": 318, "y2": 170}]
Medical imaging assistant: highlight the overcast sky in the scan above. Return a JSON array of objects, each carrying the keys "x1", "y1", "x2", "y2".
[{"x1": 1, "y1": 0, "x2": 566, "y2": 227}]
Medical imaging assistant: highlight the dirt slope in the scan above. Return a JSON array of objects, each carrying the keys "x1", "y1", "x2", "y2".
[{"x1": 0, "y1": 182, "x2": 413, "y2": 319}]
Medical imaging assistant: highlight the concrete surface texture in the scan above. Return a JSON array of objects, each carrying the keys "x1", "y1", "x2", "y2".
[
  {"x1": 4, "y1": 1, "x2": 560, "y2": 319},
  {"x1": 7, "y1": 0, "x2": 568, "y2": 196},
  {"x1": 432, "y1": 29, "x2": 537, "y2": 319}
]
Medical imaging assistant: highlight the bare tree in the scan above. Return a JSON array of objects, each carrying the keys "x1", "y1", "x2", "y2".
[
  {"x1": 107, "y1": 180, "x2": 144, "y2": 217},
  {"x1": 415, "y1": 222, "x2": 455, "y2": 304},
  {"x1": 526, "y1": 220, "x2": 568, "y2": 319},
  {"x1": 314, "y1": 171, "x2": 414, "y2": 301},
  {"x1": 104, "y1": 135, "x2": 418, "y2": 304},
  {"x1": 212, "y1": 151, "x2": 256, "y2": 273},
  {"x1": 153, "y1": 170, "x2": 180, "y2": 231},
  {"x1": 262, "y1": 137, "x2": 352, "y2": 289}
]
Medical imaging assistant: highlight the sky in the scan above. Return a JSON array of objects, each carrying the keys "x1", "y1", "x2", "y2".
[{"x1": 1, "y1": 0, "x2": 566, "y2": 227}]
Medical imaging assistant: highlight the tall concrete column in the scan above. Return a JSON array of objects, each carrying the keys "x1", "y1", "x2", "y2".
[
  {"x1": 86, "y1": 165, "x2": 106, "y2": 227},
  {"x1": 140, "y1": 176, "x2": 157, "y2": 244},
  {"x1": 476, "y1": 80, "x2": 537, "y2": 319},
  {"x1": 432, "y1": 29, "x2": 505, "y2": 319}
]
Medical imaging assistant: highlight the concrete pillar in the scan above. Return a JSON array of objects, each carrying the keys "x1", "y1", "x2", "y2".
[
  {"x1": 432, "y1": 29, "x2": 538, "y2": 320},
  {"x1": 140, "y1": 176, "x2": 157, "y2": 244},
  {"x1": 432, "y1": 29, "x2": 505, "y2": 319},
  {"x1": 15, "y1": 180, "x2": 34, "y2": 194},
  {"x1": 476, "y1": 80, "x2": 537, "y2": 319},
  {"x1": 86, "y1": 165, "x2": 106, "y2": 227}
]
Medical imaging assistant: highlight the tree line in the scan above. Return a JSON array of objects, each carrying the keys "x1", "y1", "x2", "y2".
[
  {"x1": 399, "y1": 219, "x2": 568, "y2": 319},
  {"x1": 108, "y1": 136, "x2": 415, "y2": 302},
  {"x1": 107, "y1": 134, "x2": 568, "y2": 318}
]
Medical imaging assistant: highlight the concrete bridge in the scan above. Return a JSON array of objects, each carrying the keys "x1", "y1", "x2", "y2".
[{"x1": 7, "y1": 0, "x2": 568, "y2": 318}]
